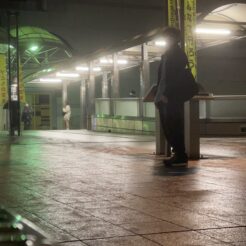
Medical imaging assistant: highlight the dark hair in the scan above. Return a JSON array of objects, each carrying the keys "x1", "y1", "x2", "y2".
[{"x1": 162, "y1": 27, "x2": 181, "y2": 42}]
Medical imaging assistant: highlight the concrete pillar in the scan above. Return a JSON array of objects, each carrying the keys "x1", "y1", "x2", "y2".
[
  {"x1": 62, "y1": 81, "x2": 68, "y2": 107},
  {"x1": 112, "y1": 53, "x2": 119, "y2": 98},
  {"x1": 140, "y1": 43, "x2": 150, "y2": 117},
  {"x1": 87, "y1": 63, "x2": 95, "y2": 129},
  {"x1": 80, "y1": 78, "x2": 87, "y2": 129},
  {"x1": 140, "y1": 43, "x2": 150, "y2": 97},
  {"x1": 102, "y1": 72, "x2": 109, "y2": 98},
  {"x1": 184, "y1": 100, "x2": 200, "y2": 159},
  {"x1": 109, "y1": 73, "x2": 114, "y2": 116}
]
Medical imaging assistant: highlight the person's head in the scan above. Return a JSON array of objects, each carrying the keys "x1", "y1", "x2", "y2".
[
  {"x1": 129, "y1": 89, "x2": 136, "y2": 97},
  {"x1": 25, "y1": 103, "x2": 29, "y2": 107},
  {"x1": 162, "y1": 27, "x2": 181, "y2": 47}
]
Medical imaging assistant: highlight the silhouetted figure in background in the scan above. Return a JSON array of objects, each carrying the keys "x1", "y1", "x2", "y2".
[
  {"x1": 21, "y1": 103, "x2": 32, "y2": 130},
  {"x1": 129, "y1": 89, "x2": 136, "y2": 97},
  {"x1": 155, "y1": 27, "x2": 189, "y2": 167},
  {"x1": 63, "y1": 102, "x2": 71, "y2": 130}
]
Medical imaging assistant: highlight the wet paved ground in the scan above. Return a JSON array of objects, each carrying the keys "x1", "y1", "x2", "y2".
[{"x1": 0, "y1": 130, "x2": 246, "y2": 246}]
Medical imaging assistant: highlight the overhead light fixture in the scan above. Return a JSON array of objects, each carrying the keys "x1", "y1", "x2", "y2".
[
  {"x1": 76, "y1": 66, "x2": 102, "y2": 72},
  {"x1": 100, "y1": 58, "x2": 128, "y2": 65},
  {"x1": 155, "y1": 40, "x2": 167, "y2": 46},
  {"x1": 100, "y1": 58, "x2": 113, "y2": 64},
  {"x1": 93, "y1": 67, "x2": 102, "y2": 72},
  {"x1": 195, "y1": 28, "x2": 231, "y2": 35},
  {"x1": 56, "y1": 72, "x2": 80, "y2": 78},
  {"x1": 76, "y1": 66, "x2": 89, "y2": 71},
  {"x1": 39, "y1": 78, "x2": 62, "y2": 83},
  {"x1": 29, "y1": 45, "x2": 39, "y2": 52},
  {"x1": 42, "y1": 68, "x2": 53, "y2": 73},
  {"x1": 117, "y1": 59, "x2": 128, "y2": 65}
]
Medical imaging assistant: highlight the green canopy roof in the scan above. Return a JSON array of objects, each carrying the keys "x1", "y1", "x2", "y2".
[{"x1": 10, "y1": 26, "x2": 62, "y2": 44}]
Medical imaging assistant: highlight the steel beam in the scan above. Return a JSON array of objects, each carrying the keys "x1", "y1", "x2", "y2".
[
  {"x1": 139, "y1": 43, "x2": 150, "y2": 117},
  {"x1": 62, "y1": 80, "x2": 68, "y2": 107},
  {"x1": 87, "y1": 63, "x2": 95, "y2": 129},
  {"x1": 112, "y1": 53, "x2": 119, "y2": 99},
  {"x1": 102, "y1": 72, "x2": 109, "y2": 98},
  {"x1": 80, "y1": 78, "x2": 87, "y2": 129}
]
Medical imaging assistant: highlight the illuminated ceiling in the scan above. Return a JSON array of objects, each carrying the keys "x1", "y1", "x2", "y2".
[
  {"x1": 0, "y1": 26, "x2": 72, "y2": 79},
  {"x1": 1, "y1": 2, "x2": 245, "y2": 84}
]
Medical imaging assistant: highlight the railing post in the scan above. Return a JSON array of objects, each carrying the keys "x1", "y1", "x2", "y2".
[
  {"x1": 140, "y1": 43, "x2": 150, "y2": 118},
  {"x1": 80, "y1": 78, "x2": 87, "y2": 129},
  {"x1": 87, "y1": 63, "x2": 95, "y2": 130}
]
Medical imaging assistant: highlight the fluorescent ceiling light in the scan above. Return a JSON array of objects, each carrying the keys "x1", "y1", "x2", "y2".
[
  {"x1": 100, "y1": 58, "x2": 128, "y2": 64},
  {"x1": 29, "y1": 45, "x2": 39, "y2": 52},
  {"x1": 40, "y1": 78, "x2": 62, "y2": 83},
  {"x1": 195, "y1": 28, "x2": 231, "y2": 35},
  {"x1": 56, "y1": 72, "x2": 80, "y2": 78},
  {"x1": 76, "y1": 66, "x2": 101, "y2": 72},
  {"x1": 76, "y1": 66, "x2": 89, "y2": 71},
  {"x1": 93, "y1": 67, "x2": 102, "y2": 71},
  {"x1": 117, "y1": 59, "x2": 128, "y2": 65},
  {"x1": 100, "y1": 58, "x2": 113, "y2": 64},
  {"x1": 155, "y1": 40, "x2": 167, "y2": 46},
  {"x1": 42, "y1": 68, "x2": 53, "y2": 73}
]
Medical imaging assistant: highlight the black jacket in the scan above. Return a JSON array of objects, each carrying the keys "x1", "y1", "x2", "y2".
[{"x1": 157, "y1": 44, "x2": 188, "y2": 101}]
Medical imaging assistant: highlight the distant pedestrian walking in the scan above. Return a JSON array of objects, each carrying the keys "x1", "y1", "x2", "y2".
[
  {"x1": 21, "y1": 103, "x2": 32, "y2": 130},
  {"x1": 63, "y1": 102, "x2": 71, "y2": 130}
]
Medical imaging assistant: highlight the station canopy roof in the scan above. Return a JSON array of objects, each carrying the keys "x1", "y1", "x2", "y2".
[
  {"x1": 1, "y1": 2, "x2": 245, "y2": 85},
  {"x1": 10, "y1": 26, "x2": 63, "y2": 44},
  {"x1": 0, "y1": 26, "x2": 72, "y2": 79}
]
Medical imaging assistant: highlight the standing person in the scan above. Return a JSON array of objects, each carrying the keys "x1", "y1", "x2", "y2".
[
  {"x1": 155, "y1": 27, "x2": 189, "y2": 167},
  {"x1": 63, "y1": 102, "x2": 71, "y2": 130},
  {"x1": 21, "y1": 103, "x2": 32, "y2": 130}
]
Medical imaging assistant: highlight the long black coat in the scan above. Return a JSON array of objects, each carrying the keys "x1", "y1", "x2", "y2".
[{"x1": 156, "y1": 44, "x2": 188, "y2": 102}]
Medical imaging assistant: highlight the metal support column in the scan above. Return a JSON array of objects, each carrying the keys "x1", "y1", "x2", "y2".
[
  {"x1": 87, "y1": 63, "x2": 95, "y2": 129},
  {"x1": 112, "y1": 53, "x2": 119, "y2": 98},
  {"x1": 140, "y1": 43, "x2": 150, "y2": 117},
  {"x1": 7, "y1": 12, "x2": 13, "y2": 135},
  {"x1": 15, "y1": 12, "x2": 20, "y2": 136},
  {"x1": 102, "y1": 72, "x2": 109, "y2": 98},
  {"x1": 7, "y1": 11, "x2": 21, "y2": 136},
  {"x1": 62, "y1": 81, "x2": 68, "y2": 107},
  {"x1": 80, "y1": 78, "x2": 87, "y2": 129},
  {"x1": 109, "y1": 73, "x2": 114, "y2": 116}
]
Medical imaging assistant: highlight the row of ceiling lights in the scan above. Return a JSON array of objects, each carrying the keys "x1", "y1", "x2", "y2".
[
  {"x1": 35, "y1": 58, "x2": 130, "y2": 83},
  {"x1": 32, "y1": 28, "x2": 232, "y2": 83}
]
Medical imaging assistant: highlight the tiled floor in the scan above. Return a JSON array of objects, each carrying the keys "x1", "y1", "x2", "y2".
[{"x1": 0, "y1": 130, "x2": 246, "y2": 245}]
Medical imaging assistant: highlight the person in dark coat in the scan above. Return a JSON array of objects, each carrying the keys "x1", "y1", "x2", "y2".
[
  {"x1": 155, "y1": 27, "x2": 189, "y2": 167},
  {"x1": 21, "y1": 103, "x2": 32, "y2": 130}
]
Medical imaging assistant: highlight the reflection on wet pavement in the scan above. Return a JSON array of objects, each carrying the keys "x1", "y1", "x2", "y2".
[{"x1": 0, "y1": 130, "x2": 246, "y2": 245}]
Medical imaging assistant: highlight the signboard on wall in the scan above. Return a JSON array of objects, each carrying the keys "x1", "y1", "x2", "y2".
[
  {"x1": 0, "y1": 54, "x2": 8, "y2": 105},
  {"x1": 168, "y1": 0, "x2": 179, "y2": 28},
  {"x1": 184, "y1": 0, "x2": 197, "y2": 78},
  {"x1": 168, "y1": 0, "x2": 197, "y2": 78},
  {"x1": 19, "y1": 63, "x2": 26, "y2": 103}
]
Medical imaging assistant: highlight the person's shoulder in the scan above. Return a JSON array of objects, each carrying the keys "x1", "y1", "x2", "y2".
[{"x1": 170, "y1": 46, "x2": 187, "y2": 59}]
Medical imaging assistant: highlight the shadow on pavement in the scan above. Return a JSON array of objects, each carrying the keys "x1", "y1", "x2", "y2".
[{"x1": 153, "y1": 164, "x2": 199, "y2": 176}]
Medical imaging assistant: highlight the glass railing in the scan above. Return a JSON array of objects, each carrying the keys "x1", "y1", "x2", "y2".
[
  {"x1": 95, "y1": 98, "x2": 155, "y2": 118},
  {"x1": 95, "y1": 95, "x2": 246, "y2": 120}
]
